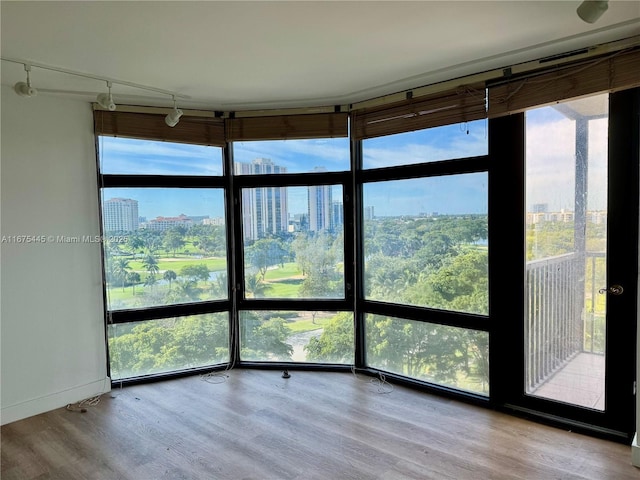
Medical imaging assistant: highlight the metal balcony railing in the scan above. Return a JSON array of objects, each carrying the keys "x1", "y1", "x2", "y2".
[{"x1": 525, "y1": 251, "x2": 605, "y2": 392}]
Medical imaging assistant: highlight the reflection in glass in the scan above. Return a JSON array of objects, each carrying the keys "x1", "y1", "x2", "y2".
[
  {"x1": 365, "y1": 315, "x2": 489, "y2": 395},
  {"x1": 101, "y1": 188, "x2": 227, "y2": 310},
  {"x1": 362, "y1": 120, "x2": 487, "y2": 169},
  {"x1": 240, "y1": 311, "x2": 353, "y2": 364},
  {"x1": 98, "y1": 136, "x2": 223, "y2": 176},
  {"x1": 108, "y1": 313, "x2": 229, "y2": 380},
  {"x1": 363, "y1": 174, "x2": 488, "y2": 315},
  {"x1": 242, "y1": 185, "x2": 344, "y2": 299}
]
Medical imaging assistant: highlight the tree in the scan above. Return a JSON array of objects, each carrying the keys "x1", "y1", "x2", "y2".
[
  {"x1": 108, "y1": 314, "x2": 230, "y2": 378},
  {"x1": 144, "y1": 273, "x2": 157, "y2": 289},
  {"x1": 163, "y1": 270, "x2": 177, "y2": 290},
  {"x1": 209, "y1": 272, "x2": 228, "y2": 299},
  {"x1": 113, "y1": 258, "x2": 131, "y2": 291},
  {"x1": 163, "y1": 228, "x2": 185, "y2": 256},
  {"x1": 127, "y1": 271, "x2": 141, "y2": 295},
  {"x1": 245, "y1": 238, "x2": 287, "y2": 280},
  {"x1": 142, "y1": 231, "x2": 163, "y2": 255},
  {"x1": 245, "y1": 273, "x2": 268, "y2": 298},
  {"x1": 190, "y1": 224, "x2": 226, "y2": 256},
  {"x1": 293, "y1": 231, "x2": 343, "y2": 298},
  {"x1": 180, "y1": 264, "x2": 210, "y2": 283},
  {"x1": 142, "y1": 253, "x2": 160, "y2": 280},
  {"x1": 126, "y1": 234, "x2": 145, "y2": 257},
  {"x1": 241, "y1": 313, "x2": 293, "y2": 361},
  {"x1": 305, "y1": 312, "x2": 353, "y2": 363},
  {"x1": 173, "y1": 280, "x2": 201, "y2": 302}
]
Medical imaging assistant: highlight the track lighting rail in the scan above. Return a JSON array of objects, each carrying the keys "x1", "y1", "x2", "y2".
[{"x1": 0, "y1": 56, "x2": 190, "y2": 100}]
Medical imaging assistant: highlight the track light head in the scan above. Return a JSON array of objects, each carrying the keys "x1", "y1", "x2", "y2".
[
  {"x1": 97, "y1": 81, "x2": 116, "y2": 111},
  {"x1": 165, "y1": 108, "x2": 183, "y2": 127},
  {"x1": 97, "y1": 92, "x2": 116, "y2": 111},
  {"x1": 14, "y1": 81, "x2": 37, "y2": 97},
  {"x1": 14, "y1": 64, "x2": 37, "y2": 97},
  {"x1": 165, "y1": 97, "x2": 183, "y2": 127},
  {"x1": 577, "y1": 1, "x2": 609, "y2": 23}
]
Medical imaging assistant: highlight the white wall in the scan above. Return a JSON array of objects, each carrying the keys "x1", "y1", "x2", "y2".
[{"x1": 0, "y1": 85, "x2": 110, "y2": 425}]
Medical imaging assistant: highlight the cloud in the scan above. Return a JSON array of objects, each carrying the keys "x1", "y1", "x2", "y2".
[
  {"x1": 525, "y1": 113, "x2": 607, "y2": 211},
  {"x1": 232, "y1": 138, "x2": 350, "y2": 172},
  {"x1": 362, "y1": 121, "x2": 488, "y2": 169},
  {"x1": 99, "y1": 136, "x2": 223, "y2": 175}
]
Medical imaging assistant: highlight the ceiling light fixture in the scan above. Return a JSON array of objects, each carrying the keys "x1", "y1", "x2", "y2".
[
  {"x1": 165, "y1": 96, "x2": 183, "y2": 127},
  {"x1": 96, "y1": 81, "x2": 116, "y2": 111},
  {"x1": 577, "y1": 1, "x2": 609, "y2": 24},
  {"x1": 14, "y1": 63, "x2": 37, "y2": 97},
  {"x1": 1, "y1": 57, "x2": 190, "y2": 118}
]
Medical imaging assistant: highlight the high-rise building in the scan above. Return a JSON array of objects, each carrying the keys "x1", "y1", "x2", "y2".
[
  {"x1": 308, "y1": 182, "x2": 333, "y2": 232},
  {"x1": 103, "y1": 198, "x2": 139, "y2": 232},
  {"x1": 364, "y1": 206, "x2": 375, "y2": 221},
  {"x1": 235, "y1": 158, "x2": 288, "y2": 241},
  {"x1": 332, "y1": 202, "x2": 344, "y2": 231}
]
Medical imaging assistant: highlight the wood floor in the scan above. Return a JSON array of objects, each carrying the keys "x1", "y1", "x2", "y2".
[{"x1": 2, "y1": 370, "x2": 638, "y2": 480}]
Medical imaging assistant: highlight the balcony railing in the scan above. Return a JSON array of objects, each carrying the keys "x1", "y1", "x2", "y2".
[{"x1": 525, "y1": 251, "x2": 605, "y2": 393}]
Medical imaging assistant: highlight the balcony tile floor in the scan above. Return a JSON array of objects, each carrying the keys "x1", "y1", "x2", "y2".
[{"x1": 530, "y1": 352, "x2": 605, "y2": 410}]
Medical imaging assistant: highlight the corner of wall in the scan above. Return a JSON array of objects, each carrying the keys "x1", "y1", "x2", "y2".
[{"x1": 1, "y1": 377, "x2": 111, "y2": 426}]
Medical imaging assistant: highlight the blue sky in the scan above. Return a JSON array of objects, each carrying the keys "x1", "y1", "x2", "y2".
[
  {"x1": 99, "y1": 101, "x2": 608, "y2": 219},
  {"x1": 99, "y1": 120, "x2": 489, "y2": 219}
]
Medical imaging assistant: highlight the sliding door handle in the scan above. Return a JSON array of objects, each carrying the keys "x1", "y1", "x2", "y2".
[{"x1": 598, "y1": 284, "x2": 624, "y2": 295}]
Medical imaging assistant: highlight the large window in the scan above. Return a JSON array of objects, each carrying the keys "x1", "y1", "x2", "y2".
[
  {"x1": 232, "y1": 134, "x2": 353, "y2": 365},
  {"x1": 97, "y1": 132, "x2": 230, "y2": 380},
  {"x1": 359, "y1": 115, "x2": 490, "y2": 392}
]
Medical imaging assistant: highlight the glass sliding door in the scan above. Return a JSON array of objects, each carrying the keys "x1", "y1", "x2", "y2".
[{"x1": 524, "y1": 93, "x2": 609, "y2": 409}]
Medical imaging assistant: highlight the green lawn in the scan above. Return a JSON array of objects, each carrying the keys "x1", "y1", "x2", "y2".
[
  {"x1": 128, "y1": 256, "x2": 227, "y2": 273},
  {"x1": 286, "y1": 315, "x2": 332, "y2": 333},
  {"x1": 263, "y1": 263, "x2": 302, "y2": 280},
  {"x1": 258, "y1": 263, "x2": 304, "y2": 297}
]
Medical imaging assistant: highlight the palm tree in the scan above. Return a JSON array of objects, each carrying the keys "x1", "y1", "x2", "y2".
[
  {"x1": 144, "y1": 273, "x2": 157, "y2": 289},
  {"x1": 175, "y1": 280, "x2": 200, "y2": 301},
  {"x1": 142, "y1": 253, "x2": 160, "y2": 281},
  {"x1": 163, "y1": 270, "x2": 177, "y2": 290},
  {"x1": 113, "y1": 258, "x2": 131, "y2": 291},
  {"x1": 245, "y1": 274, "x2": 268, "y2": 298},
  {"x1": 127, "y1": 271, "x2": 141, "y2": 295}
]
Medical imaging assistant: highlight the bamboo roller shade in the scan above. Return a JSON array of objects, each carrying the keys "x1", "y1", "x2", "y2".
[
  {"x1": 352, "y1": 84, "x2": 487, "y2": 140},
  {"x1": 487, "y1": 48, "x2": 640, "y2": 118},
  {"x1": 94, "y1": 111, "x2": 226, "y2": 147},
  {"x1": 225, "y1": 112, "x2": 348, "y2": 141}
]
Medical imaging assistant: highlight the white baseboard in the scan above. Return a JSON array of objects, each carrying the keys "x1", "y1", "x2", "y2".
[
  {"x1": 632, "y1": 433, "x2": 640, "y2": 467},
  {"x1": 1, "y1": 377, "x2": 111, "y2": 426}
]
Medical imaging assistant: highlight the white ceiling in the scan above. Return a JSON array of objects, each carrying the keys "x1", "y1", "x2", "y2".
[{"x1": 1, "y1": 1, "x2": 639, "y2": 112}]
